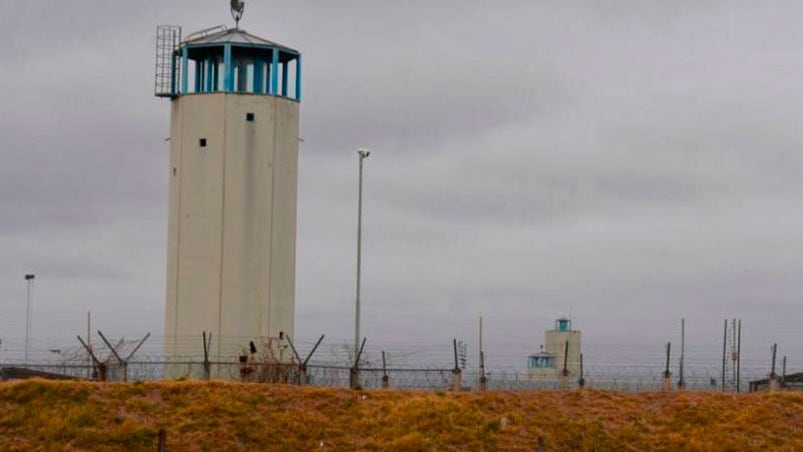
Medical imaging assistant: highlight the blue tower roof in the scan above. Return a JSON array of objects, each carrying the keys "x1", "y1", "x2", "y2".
[
  {"x1": 183, "y1": 27, "x2": 299, "y2": 56},
  {"x1": 156, "y1": 25, "x2": 301, "y2": 100}
]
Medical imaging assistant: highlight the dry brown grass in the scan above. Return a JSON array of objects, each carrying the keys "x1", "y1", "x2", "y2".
[{"x1": 0, "y1": 380, "x2": 800, "y2": 451}]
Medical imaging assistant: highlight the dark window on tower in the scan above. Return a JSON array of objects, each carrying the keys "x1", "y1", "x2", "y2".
[
  {"x1": 199, "y1": 138, "x2": 207, "y2": 147},
  {"x1": 246, "y1": 112, "x2": 255, "y2": 122}
]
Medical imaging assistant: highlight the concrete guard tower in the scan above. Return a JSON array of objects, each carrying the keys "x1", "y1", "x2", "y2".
[
  {"x1": 528, "y1": 318, "x2": 582, "y2": 382},
  {"x1": 155, "y1": 11, "x2": 301, "y2": 371}
]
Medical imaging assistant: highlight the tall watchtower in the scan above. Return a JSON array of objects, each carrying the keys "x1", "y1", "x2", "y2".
[{"x1": 155, "y1": 9, "x2": 302, "y2": 366}]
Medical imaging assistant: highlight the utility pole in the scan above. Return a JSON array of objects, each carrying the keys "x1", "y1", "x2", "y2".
[
  {"x1": 478, "y1": 316, "x2": 483, "y2": 373},
  {"x1": 736, "y1": 319, "x2": 742, "y2": 393},
  {"x1": 87, "y1": 311, "x2": 92, "y2": 379},
  {"x1": 479, "y1": 316, "x2": 487, "y2": 390},
  {"x1": 769, "y1": 343, "x2": 778, "y2": 392},
  {"x1": 354, "y1": 149, "x2": 370, "y2": 366},
  {"x1": 663, "y1": 342, "x2": 672, "y2": 391},
  {"x1": 721, "y1": 319, "x2": 727, "y2": 392},
  {"x1": 678, "y1": 318, "x2": 685, "y2": 389},
  {"x1": 24, "y1": 274, "x2": 35, "y2": 365}
]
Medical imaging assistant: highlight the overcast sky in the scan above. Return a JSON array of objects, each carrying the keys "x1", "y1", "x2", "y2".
[{"x1": 0, "y1": 1, "x2": 801, "y2": 372}]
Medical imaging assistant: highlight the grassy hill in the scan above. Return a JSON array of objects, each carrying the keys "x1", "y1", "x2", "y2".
[{"x1": 0, "y1": 380, "x2": 800, "y2": 451}]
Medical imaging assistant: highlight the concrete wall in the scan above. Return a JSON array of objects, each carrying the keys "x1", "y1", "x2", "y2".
[
  {"x1": 545, "y1": 330, "x2": 582, "y2": 376},
  {"x1": 527, "y1": 366, "x2": 561, "y2": 381},
  {"x1": 165, "y1": 93, "x2": 299, "y2": 364}
]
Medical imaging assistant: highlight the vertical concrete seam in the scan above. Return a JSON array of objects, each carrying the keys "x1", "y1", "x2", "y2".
[
  {"x1": 173, "y1": 99, "x2": 184, "y2": 355},
  {"x1": 267, "y1": 99, "x2": 278, "y2": 337},
  {"x1": 217, "y1": 94, "x2": 228, "y2": 360}
]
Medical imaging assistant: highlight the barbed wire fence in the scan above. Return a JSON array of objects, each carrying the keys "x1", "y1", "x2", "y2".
[{"x1": 0, "y1": 331, "x2": 796, "y2": 393}]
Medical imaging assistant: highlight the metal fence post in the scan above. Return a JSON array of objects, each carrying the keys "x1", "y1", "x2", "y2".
[
  {"x1": 451, "y1": 339, "x2": 462, "y2": 391},
  {"x1": 663, "y1": 342, "x2": 672, "y2": 392},
  {"x1": 202, "y1": 332, "x2": 212, "y2": 381},
  {"x1": 350, "y1": 338, "x2": 366, "y2": 389},
  {"x1": 381, "y1": 351, "x2": 389, "y2": 388}
]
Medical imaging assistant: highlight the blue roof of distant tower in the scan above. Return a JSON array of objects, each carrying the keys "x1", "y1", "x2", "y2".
[{"x1": 183, "y1": 27, "x2": 299, "y2": 55}]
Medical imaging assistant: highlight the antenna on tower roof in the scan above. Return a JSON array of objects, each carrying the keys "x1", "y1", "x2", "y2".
[{"x1": 230, "y1": 0, "x2": 245, "y2": 28}]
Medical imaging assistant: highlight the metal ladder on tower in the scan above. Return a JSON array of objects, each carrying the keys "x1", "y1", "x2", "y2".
[{"x1": 155, "y1": 25, "x2": 182, "y2": 97}]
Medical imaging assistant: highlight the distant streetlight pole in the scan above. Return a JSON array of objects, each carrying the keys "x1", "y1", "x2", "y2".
[
  {"x1": 24, "y1": 274, "x2": 35, "y2": 364},
  {"x1": 355, "y1": 149, "x2": 370, "y2": 364}
]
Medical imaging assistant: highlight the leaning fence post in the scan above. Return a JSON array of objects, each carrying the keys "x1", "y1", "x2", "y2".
[
  {"x1": 350, "y1": 337, "x2": 366, "y2": 389},
  {"x1": 77, "y1": 335, "x2": 106, "y2": 382},
  {"x1": 451, "y1": 339, "x2": 462, "y2": 392},
  {"x1": 285, "y1": 334, "x2": 324, "y2": 386},
  {"x1": 98, "y1": 331, "x2": 126, "y2": 381},
  {"x1": 285, "y1": 335, "x2": 303, "y2": 386},
  {"x1": 96, "y1": 330, "x2": 150, "y2": 382},
  {"x1": 124, "y1": 332, "x2": 150, "y2": 382},
  {"x1": 301, "y1": 335, "x2": 325, "y2": 386}
]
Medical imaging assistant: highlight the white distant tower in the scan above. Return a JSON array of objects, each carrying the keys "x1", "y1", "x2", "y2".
[
  {"x1": 155, "y1": 4, "x2": 301, "y2": 367},
  {"x1": 527, "y1": 318, "x2": 582, "y2": 382}
]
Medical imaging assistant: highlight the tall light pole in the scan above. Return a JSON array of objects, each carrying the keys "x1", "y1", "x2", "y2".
[
  {"x1": 24, "y1": 274, "x2": 35, "y2": 364},
  {"x1": 355, "y1": 149, "x2": 370, "y2": 364}
]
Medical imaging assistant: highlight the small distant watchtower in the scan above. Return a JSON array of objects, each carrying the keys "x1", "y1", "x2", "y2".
[
  {"x1": 528, "y1": 317, "x2": 582, "y2": 381},
  {"x1": 155, "y1": 4, "x2": 302, "y2": 374}
]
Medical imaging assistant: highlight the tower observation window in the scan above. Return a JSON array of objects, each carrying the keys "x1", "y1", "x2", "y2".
[{"x1": 177, "y1": 40, "x2": 301, "y2": 100}]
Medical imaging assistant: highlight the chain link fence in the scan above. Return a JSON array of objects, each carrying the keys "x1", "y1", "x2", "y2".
[
  {"x1": 0, "y1": 334, "x2": 787, "y2": 392},
  {"x1": 0, "y1": 359, "x2": 767, "y2": 393}
]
